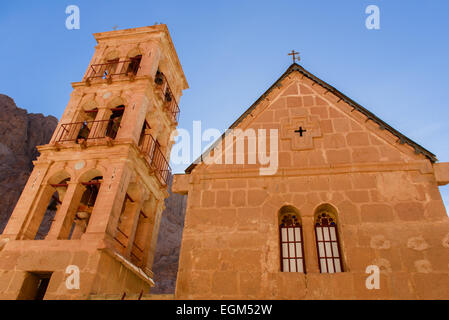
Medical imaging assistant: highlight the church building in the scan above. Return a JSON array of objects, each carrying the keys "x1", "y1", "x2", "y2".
[
  {"x1": 0, "y1": 24, "x2": 448, "y2": 300},
  {"x1": 173, "y1": 56, "x2": 449, "y2": 299}
]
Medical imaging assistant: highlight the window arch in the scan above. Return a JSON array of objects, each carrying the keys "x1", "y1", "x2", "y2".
[
  {"x1": 67, "y1": 173, "x2": 103, "y2": 240},
  {"x1": 279, "y1": 206, "x2": 306, "y2": 273},
  {"x1": 126, "y1": 55, "x2": 142, "y2": 76},
  {"x1": 35, "y1": 176, "x2": 70, "y2": 240},
  {"x1": 314, "y1": 204, "x2": 344, "y2": 274},
  {"x1": 125, "y1": 48, "x2": 142, "y2": 76},
  {"x1": 105, "y1": 105, "x2": 125, "y2": 139}
]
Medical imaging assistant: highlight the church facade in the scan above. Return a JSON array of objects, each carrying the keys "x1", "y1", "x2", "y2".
[{"x1": 173, "y1": 63, "x2": 449, "y2": 299}]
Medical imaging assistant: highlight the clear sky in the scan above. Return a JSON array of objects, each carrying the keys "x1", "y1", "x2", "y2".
[{"x1": 1, "y1": 0, "x2": 448, "y2": 207}]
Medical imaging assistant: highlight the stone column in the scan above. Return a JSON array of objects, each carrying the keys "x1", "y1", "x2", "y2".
[
  {"x1": 89, "y1": 107, "x2": 112, "y2": 139},
  {"x1": 20, "y1": 185, "x2": 54, "y2": 240},
  {"x1": 142, "y1": 200, "x2": 164, "y2": 270},
  {"x1": 303, "y1": 216, "x2": 320, "y2": 274},
  {"x1": 82, "y1": 161, "x2": 131, "y2": 241},
  {"x1": 124, "y1": 200, "x2": 145, "y2": 258},
  {"x1": 139, "y1": 42, "x2": 162, "y2": 79},
  {"x1": 2, "y1": 163, "x2": 51, "y2": 239},
  {"x1": 46, "y1": 182, "x2": 86, "y2": 240},
  {"x1": 115, "y1": 93, "x2": 149, "y2": 144}
]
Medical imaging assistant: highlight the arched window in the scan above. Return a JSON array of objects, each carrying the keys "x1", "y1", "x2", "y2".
[
  {"x1": 314, "y1": 205, "x2": 344, "y2": 274},
  {"x1": 105, "y1": 105, "x2": 125, "y2": 139},
  {"x1": 35, "y1": 177, "x2": 70, "y2": 240},
  {"x1": 126, "y1": 55, "x2": 142, "y2": 75},
  {"x1": 279, "y1": 206, "x2": 305, "y2": 273},
  {"x1": 68, "y1": 176, "x2": 102, "y2": 240}
]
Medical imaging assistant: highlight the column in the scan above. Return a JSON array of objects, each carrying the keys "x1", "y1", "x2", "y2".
[
  {"x1": 303, "y1": 216, "x2": 320, "y2": 274},
  {"x1": 82, "y1": 161, "x2": 131, "y2": 241},
  {"x1": 2, "y1": 163, "x2": 51, "y2": 239},
  {"x1": 89, "y1": 107, "x2": 111, "y2": 139},
  {"x1": 142, "y1": 200, "x2": 164, "y2": 271},
  {"x1": 20, "y1": 185, "x2": 54, "y2": 240},
  {"x1": 115, "y1": 93, "x2": 149, "y2": 144},
  {"x1": 46, "y1": 182, "x2": 86, "y2": 240},
  {"x1": 124, "y1": 199, "x2": 145, "y2": 258}
]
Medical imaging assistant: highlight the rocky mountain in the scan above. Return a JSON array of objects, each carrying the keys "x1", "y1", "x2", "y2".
[
  {"x1": 0, "y1": 94, "x2": 187, "y2": 294},
  {"x1": 0, "y1": 94, "x2": 58, "y2": 233}
]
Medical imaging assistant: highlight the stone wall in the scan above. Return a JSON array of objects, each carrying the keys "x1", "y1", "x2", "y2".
[{"x1": 175, "y1": 72, "x2": 449, "y2": 299}]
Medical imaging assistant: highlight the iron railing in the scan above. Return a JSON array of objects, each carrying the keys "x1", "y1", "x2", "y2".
[
  {"x1": 139, "y1": 133, "x2": 171, "y2": 186},
  {"x1": 154, "y1": 71, "x2": 180, "y2": 123},
  {"x1": 53, "y1": 123, "x2": 171, "y2": 185},
  {"x1": 53, "y1": 119, "x2": 121, "y2": 143},
  {"x1": 86, "y1": 57, "x2": 141, "y2": 80}
]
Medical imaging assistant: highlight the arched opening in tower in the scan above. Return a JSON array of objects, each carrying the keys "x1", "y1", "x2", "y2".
[
  {"x1": 34, "y1": 178, "x2": 70, "y2": 240},
  {"x1": 126, "y1": 55, "x2": 142, "y2": 76},
  {"x1": 68, "y1": 176, "x2": 103, "y2": 240},
  {"x1": 106, "y1": 105, "x2": 125, "y2": 139}
]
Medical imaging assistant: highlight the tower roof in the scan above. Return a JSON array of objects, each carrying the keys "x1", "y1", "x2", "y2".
[
  {"x1": 93, "y1": 25, "x2": 189, "y2": 90},
  {"x1": 185, "y1": 63, "x2": 437, "y2": 174}
]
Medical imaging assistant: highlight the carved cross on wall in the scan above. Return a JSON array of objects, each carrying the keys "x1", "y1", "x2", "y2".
[
  {"x1": 295, "y1": 126, "x2": 307, "y2": 137},
  {"x1": 281, "y1": 116, "x2": 322, "y2": 151}
]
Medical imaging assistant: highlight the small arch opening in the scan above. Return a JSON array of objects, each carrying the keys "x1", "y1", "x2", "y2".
[
  {"x1": 314, "y1": 204, "x2": 344, "y2": 274},
  {"x1": 126, "y1": 55, "x2": 142, "y2": 76},
  {"x1": 35, "y1": 177, "x2": 70, "y2": 240},
  {"x1": 68, "y1": 175, "x2": 103, "y2": 240},
  {"x1": 105, "y1": 105, "x2": 125, "y2": 139}
]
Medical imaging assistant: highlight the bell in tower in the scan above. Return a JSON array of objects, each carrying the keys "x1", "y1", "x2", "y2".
[{"x1": 0, "y1": 24, "x2": 188, "y2": 300}]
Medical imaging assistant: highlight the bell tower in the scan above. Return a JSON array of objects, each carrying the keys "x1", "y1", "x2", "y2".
[{"x1": 0, "y1": 25, "x2": 188, "y2": 300}]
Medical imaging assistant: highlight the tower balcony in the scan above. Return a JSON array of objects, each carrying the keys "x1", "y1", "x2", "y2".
[
  {"x1": 154, "y1": 70, "x2": 181, "y2": 124},
  {"x1": 52, "y1": 121, "x2": 171, "y2": 186},
  {"x1": 53, "y1": 119, "x2": 120, "y2": 144},
  {"x1": 139, "y1": 133, "x2": 171, "y2": 186},
  {"x1": 85, "y1": 56, "x2": 142, "y2": 83}
]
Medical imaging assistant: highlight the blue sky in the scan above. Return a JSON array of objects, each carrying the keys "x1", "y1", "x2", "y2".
[{"x1": 0, "y1": 0, "x2": 448, "y2": 208}]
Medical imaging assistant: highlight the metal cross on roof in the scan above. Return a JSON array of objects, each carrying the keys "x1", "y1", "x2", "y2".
[{"x1": 288, "y1": 50, "x2": 300, "y2": 63}]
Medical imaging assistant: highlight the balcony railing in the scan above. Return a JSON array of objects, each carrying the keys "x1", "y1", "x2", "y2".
[
  {"x1": 86, "y1": 57, "x2": 141, "y2": 81},
  {"x1": 53, "y1": 119, "x2": 120, "y2": 143},
  {"x1": 139, "y1": 133, "x2": 171, "y2": 186},
  {"x1": 52, "y1": 122, "x2": 171, "y2": 186},
  {"x1": 155, "y1": 71, "x2": 180, "y2": 123}
]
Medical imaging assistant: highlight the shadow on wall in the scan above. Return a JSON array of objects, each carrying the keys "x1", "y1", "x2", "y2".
[{"x1": 151, "y1": 176, "x2": 187, "y2": 294}]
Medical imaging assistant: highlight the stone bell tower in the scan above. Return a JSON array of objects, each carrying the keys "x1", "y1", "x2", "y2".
[{"x1": 0, "y1": 25, "x2": 188, "y2": 300}]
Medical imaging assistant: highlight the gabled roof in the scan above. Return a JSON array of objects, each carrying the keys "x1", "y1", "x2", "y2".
[{"x1": 185, "y1": 63, "x2": 437, "y2": 174}]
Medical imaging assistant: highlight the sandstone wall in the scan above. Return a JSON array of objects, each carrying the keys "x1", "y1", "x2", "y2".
[{"x1": 175, "y1": 73, "x2": 449, "y2": 299}]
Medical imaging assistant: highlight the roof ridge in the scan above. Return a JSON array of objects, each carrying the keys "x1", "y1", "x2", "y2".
[{"x1": 185, "y1": 63, "x2": 437, "y2": 174}]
